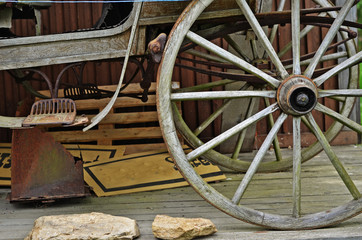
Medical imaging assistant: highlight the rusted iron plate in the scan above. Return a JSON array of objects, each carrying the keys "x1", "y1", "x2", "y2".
[
  {"x1": 22, "y1": 98, "x2": 76, "y2": 127},
  {"x1": 9, "y1": 128, "x2": 87, "y2": 202}
]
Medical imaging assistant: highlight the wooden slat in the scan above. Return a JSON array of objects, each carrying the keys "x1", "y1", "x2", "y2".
[
  {"x1": 97, "y1": 108, "x2": 114, "y2": 145},
  {"x1": 35, "y1": 82, "x2": 175, "y2": 152},
  {"x1": 86, "y1": 111, "x2": 158, "y2": 125},
  {"x1": 75, "y1": 95, "x2": 156, "y2": 111},
  {"x1": 140, "y1": 0, "x2": 242, "y2": 25},
  {"x1": 50, "y1": 126, "x2": 162, "y2": 143}
]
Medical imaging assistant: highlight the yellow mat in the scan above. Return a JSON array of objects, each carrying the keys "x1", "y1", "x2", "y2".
[
  {"x1": 0, "y1": 143, "x2": 225, "y2": 197},
  {"x1": 0, "y1": 144, "x2": 11, "y2": 186},
  {"x1": 83, "y1": 147, "x2": 225, "y2": 196}
]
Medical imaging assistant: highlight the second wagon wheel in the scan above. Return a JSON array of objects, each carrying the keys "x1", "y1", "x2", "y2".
[{"x1": 157, "y1": 0, "x2": 362, "y2": 230}]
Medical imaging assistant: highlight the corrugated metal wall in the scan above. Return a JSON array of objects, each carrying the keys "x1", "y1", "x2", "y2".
[{"x1": 0, "y1": 0, "x2": 356, "y2": 147}]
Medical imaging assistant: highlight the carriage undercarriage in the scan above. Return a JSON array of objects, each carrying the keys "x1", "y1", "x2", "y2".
[{"x1": 1, "y1": 0, "x2": 362, "y2": 230}]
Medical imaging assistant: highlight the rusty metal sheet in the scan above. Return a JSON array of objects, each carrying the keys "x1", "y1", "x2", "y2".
[{"x1": 9, "y1": 128, "x2": 87, "y2": 202}]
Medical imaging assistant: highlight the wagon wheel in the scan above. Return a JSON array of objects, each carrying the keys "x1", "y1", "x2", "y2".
[
  {"x1": 157, "y1": 0, "x2": 362, "y2": 230},
  {"x1": 160, "y1": 0, "x2": 360, "y2": 173}
]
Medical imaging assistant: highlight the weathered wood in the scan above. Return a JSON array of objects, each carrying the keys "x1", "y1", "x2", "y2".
[
  {"x1": 157, "y1": 0, "x2": 362, "y2": 229},
  {"x1": 37, "y1": 83, "x2": 164, "y2": 152},
  {"x1": 83, "y1": 2, "x2": 144, "y2": 132},
  {"x1": 140, "y1": 0, "x2": 244, "y2": 25},
  {"x1": 97, "y1": 108, "x2": 114, "y2": 145},
  {"x1": 185, "y1": 103, "x2": 279, "y2": 161},
  {"x1": 49, "y1": 127, "x2": 162, "y2": 143},
  {"x1": 0, "y1": 23, "x2": 146, "y2": 70},
  {"x1": 0, "y1": 145, "x2": 362, "y2": 239},
  {"x1": 86, "y1": 112, "x2": 159, "y2": 125},
  {"x1": 171, "y1": 90, "x2": 276, "y2": 101},
  {"x1": 0, "y1": 0, "x2": 253, "y2": 72}
]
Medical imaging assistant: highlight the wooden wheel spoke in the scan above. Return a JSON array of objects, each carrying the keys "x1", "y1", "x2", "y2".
[
  {"x1": 318, "y1": 89, "x2": 362, "y2": 98},
  {"x1": 224, "y1": 35, "x2": 251, "y2": 62},
  {"x1": 315, "y1": 103, "x2": 362, "y2": 134},
  {"x1": 284, "y1": 52, "x2": 348, "y2": 70},
  {"x1": 186, "y1": 103, "x2": 279, "y2": 161},
  {"x1": 235, "y1": 0, "x2": 288, "y2": 79},
  {"x1": 306, "y1": 113, "x2": 361, "y2": 200},
  {"x1": 194, "y1": 84, "x2": 251, "y2": 137},
  {"x1": 194, "y1": 99, "x2": 231, "y2": 137},
  {"x1": 291, "y1": 0, "x2": 301, "y2": 75},
  {"x1": 174, "y1": 79, "x2": 235, "y2": 93},
  {"x1": 231, "y1": 97, "x2": 258, "y2": 159},
  {"x1": 232, "y1": 113, "x2": 288, "y2": 204},
  {"x1": 185, "y1": 49, "x2": 227, "y2": 63},
  {"x1": 263, "y1": 0, "x2": 287, "y2": 59},
  {"x1": 171, "y1": 90, "x2": 275, "y2": 101},
  {"x1": 292, "y1": 117, "x2": 302, "y2": 218},
  {"x1": 157, "y1": 0, "x2": 362, "y2": 229},
  {"x1": 186, "y1": 31, "x2": 280, "y2": 88},
  {"x1": 314, "y1": 51, "x2": 362, "y2": 87},
  {"x1": 264, "y1": 98, "x2": 282, "y2": 162},
  {"x1": 304, "y1": 1, "x2": 355, "y2": 78},
  {"x1": 278, "y1": 12, "x2": 327, "y2": 59}
]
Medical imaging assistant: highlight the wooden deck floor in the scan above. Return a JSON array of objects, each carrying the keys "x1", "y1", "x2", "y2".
[{"x1": 1, "y1": 145, "x2": 362, "y2": 239}]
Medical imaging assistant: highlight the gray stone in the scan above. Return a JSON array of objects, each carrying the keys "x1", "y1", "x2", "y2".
[
  {"x1": 152, "y1": 215, "x2": 217, "y2": 240},
  {"x1": 25, "y1": 212, "x2": 140, "y2": 240}
]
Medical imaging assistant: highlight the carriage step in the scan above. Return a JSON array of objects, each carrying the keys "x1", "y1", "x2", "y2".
[{"x1": 23, "y1": 98, "x2": 77, "y2": 127}]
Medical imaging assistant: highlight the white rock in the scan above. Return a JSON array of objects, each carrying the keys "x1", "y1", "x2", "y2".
[
  {"x1": 152, "y1": 215, "x2": 217, "y2": 240},
  {"x1": 25, "y1": 212, "x2": 140, "y2": 240}
]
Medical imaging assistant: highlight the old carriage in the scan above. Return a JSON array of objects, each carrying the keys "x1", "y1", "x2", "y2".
[{"x1": 0, "y1": 0, "x2": 361, "y2": 230}]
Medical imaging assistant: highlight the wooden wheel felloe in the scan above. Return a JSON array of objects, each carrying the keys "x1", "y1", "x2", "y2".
[{"x1": 157, "y1": 0, "x2": 362, "y2": 230}]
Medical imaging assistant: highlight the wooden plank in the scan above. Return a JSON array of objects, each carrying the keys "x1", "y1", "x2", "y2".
[
  {"x1": 86, "y1": 111, "x2": 158, "y2": 125},
  {"x1": 140, "y1": 0, "x2": 242, "y2": 25},
  {"x1": 98, "y1": 83, "x2": 157, "y2": 94},
  {"x1": 34, "y1": 83, "x2": 175, "y2": 153},
  {"x1": 0, "y1": 23, "x2": 147, "y2": 71},
  {"x1": 49, "y1": 127, "x2": 162, "y2": 143},
  {"x1": 74, "y1": 95, "x2": 156, "y2": 111},
  {"x1": 97, "y1": 108, "x2": 114, "y2": 145}
]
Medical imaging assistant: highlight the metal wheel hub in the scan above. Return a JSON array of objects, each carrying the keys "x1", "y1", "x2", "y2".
[{"x1": 277, "y1": 75, "x2": 318, "y2": 116}]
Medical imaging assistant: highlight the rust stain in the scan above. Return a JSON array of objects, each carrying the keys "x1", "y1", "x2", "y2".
[{"x1": 10, "y1": 128, "x2": 86, "y2": 202}]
